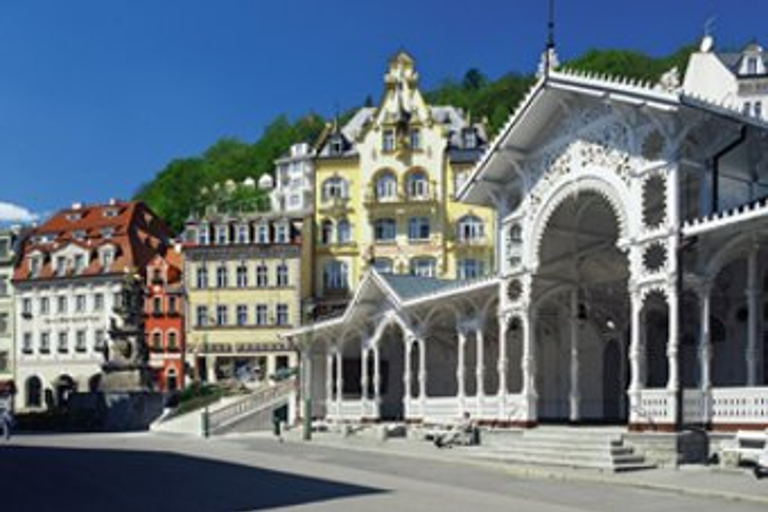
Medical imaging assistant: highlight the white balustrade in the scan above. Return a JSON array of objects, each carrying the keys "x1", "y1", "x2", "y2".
[{"x1": 710, "y1": 387, "x2": 768, "y2": 425}]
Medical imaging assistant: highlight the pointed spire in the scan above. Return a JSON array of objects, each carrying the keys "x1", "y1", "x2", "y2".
[{"x1": 536, "y1": 0, "x2": 559, "y2": 78}]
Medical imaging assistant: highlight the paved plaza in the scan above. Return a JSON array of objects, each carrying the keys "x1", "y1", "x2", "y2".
[{"x1": 1, "y1": 430, "x2": 767, "y2": 511}]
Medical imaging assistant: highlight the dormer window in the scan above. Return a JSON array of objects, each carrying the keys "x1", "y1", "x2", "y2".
[
  {"x1": 73, "y1": 254, "x2": 85, "y2": 274},
  {"x1": 101, "y1": 248, "x2": 114, "y2": 270},
  {"x1": 29, "y1": 257, "x2": 41, "y2": 278},
  {"x1": 103, "y1": 209, "x2": 119, "y2": 218},
  {"x1": 257, "y1": 223, "x2": 270, "y2": 244},
  {"x1": 236, "y1": 224, "x2": 249, "y2": 244},
  {"x1": 101, "y1": 227, "x2": 115, "y2": 238},
  {"x1": 197, "y1": 225, "x2": 209, "y2": 245},
  {"x1": 275, "y1": 223, "x2": 289, "y2": 244},
  {"x1": 748, "y1": 56, "x2": 759, "y2": 75},
  {"x1": 462, "y1": 128, "x2": 477, "y2": 149},
  {"x1": 330, "y1": 137, "x2": 344, "y2": 155},
  {"x1": 215, "y1": 225, "x2": 229, "y2": 245},
  {"x1": 72, "y1": 230, "x2": 86, "y2": 240},
  {"x1": 66, "y1": 213, "x2": 81, "y2": 222},
  {"x1": 382, "y1": 129, "x2": 396, "y2": 152},
  {"x1": 56, "y1": 256, "x2": 68, "y2": 277}
]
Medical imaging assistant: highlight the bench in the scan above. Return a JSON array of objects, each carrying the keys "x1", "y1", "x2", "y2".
[{"x1": 719, "y1": 430, "x2": 768, "y2": 467}]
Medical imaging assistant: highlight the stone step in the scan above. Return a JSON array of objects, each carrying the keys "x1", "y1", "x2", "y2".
[
  {"x1": 487, "y1": 440, "x2": 634, "y2": 455},
  {"x1": 467, "y1": 448, "x2": 654, "y2": 472}
]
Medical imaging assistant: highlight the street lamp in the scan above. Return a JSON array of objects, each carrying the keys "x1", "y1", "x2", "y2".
[{"x1": 301, "y1": 302, "x2": 316, "y2": 441}]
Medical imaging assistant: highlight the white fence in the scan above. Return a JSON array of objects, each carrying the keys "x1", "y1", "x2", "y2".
[{"x1": 207, "y1": 379, "x2": 297, "y2": 434}]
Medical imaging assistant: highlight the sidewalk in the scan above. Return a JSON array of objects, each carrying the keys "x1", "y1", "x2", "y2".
[{"x1": 266, "y1": 427, "x2": 768, "y2": 506}]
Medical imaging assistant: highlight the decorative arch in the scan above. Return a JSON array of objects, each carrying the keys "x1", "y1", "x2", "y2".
[
  {"x1": 528, "y1": 172, "x2": 631, "y2": 271},
  {"x1": 705, "y1": 230, "x2": 768, "y2": 279}
]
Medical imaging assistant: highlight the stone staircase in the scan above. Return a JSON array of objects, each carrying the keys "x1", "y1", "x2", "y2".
[{"x1": 469, "y1": 427, "x2": 655, "y2": 472}]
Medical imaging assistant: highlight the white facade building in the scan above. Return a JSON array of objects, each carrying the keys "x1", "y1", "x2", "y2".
[
  {"x1": 270, "y1": 142, "x2": 315, "y2": 214},
  {"x1": 0, "y1": 228, "x2": 21, "y2": 402},
  {"x1": 286, "y1": 61, "x2": 768, "y2": 433}
]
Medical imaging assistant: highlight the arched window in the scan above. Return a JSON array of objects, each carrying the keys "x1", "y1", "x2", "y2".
[
  {"x1": 405, "y1": 170, "x2": 429, "y2": 199},
  {"x1": 152, "y1": 331, "x2": 163, "y2": 351},
  {"x1": 167, "y1": 331, "x2": 178, "y2": 351},
  {"x1": 26, "y1": 375, "x2": 42, "y2": 407},
  {"x1": 375, "y1": 171, "x2": 397, "y2": 200},
  {"x1": 337, "y1": 219, "x2": 351, "y2": 244},
  {"x1": 320, "y1": 219, "x2": 333, "y2": 245},
  {"x1": 322, "y1": 177, "x2": 348, "y2": 202},
  {"x1": 457, "y1": 215, "x2": 484, "y2": 242}
]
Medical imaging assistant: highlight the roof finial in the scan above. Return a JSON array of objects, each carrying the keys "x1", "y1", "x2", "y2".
[
  {"x1": 701, "y1": 16, "x2": 716, "y2": 53},
  {"x1": 537, "y1": 0, "x2": 559, "y2": 78}
]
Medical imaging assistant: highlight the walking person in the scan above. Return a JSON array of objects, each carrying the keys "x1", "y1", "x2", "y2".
[{"x1": 0, "y1": 406, "x2": 14, "y2": 441}]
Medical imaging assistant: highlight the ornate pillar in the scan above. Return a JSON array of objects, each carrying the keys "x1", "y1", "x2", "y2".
[
  {"x1": 667, "y1": 285, "x2": 680, "y2": 425},
  {"x1": 521, "y1": 307, "x2": 537, "y2": 423},
  {"x1": 628, "y1": 289, "x2": 643, "y2": 422},
  {"x1": 457, "y1": 327, "x2": 467, "y2": 413},
  {"x1": 569, "y1": 289, "x2": 581, "y2": 422},
  {"x1": 697, "y1": 283, "x2": 712, "y2": 424},
  {"x1": 475, "y1": 322, "x2": 485, "y2": 416},
  {"x1": 746, "y1": 246, "x2": 760, "y2": 386},
  {"x1": 403, "y1": 335, "x2": 413, "y2": 416},
  {"x1": 497, "y1": 313, "x2": 509, "y2": 418}
]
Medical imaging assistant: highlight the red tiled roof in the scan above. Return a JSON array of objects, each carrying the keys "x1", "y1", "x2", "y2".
[{"x1": 13, "y1": 200, "x2": 173, "y2": 283}]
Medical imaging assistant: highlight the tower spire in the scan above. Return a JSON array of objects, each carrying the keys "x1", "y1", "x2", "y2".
[{"x1": 538, "y1": 0, "x2": 559, "y2": 78}]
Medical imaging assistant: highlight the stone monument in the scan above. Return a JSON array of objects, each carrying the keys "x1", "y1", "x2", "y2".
[{"x1": 101, "y1": 271, "x2": 152, "y2": 391}]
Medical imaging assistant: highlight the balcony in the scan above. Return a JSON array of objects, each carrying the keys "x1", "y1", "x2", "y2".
[{"x1": 318, "y1": 197, "x2": 352, "y2": 215}]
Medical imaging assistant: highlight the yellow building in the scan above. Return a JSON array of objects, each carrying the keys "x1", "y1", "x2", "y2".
[
  {"x1": 182, "y1": 201, "x2": 313, "y2": 383},
  {"x1": 313, "y1": 52, "x2": 495, "y2": 313}
]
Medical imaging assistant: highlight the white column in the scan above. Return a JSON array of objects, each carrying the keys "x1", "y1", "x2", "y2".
[
  {"x1": 325, "y1": 349, "x2": 334, "y2": 406},
  {"x1": 569, "y1": 290, "x2": 581, "y2": 422},
  {"x1": 361, "y1": 347, "x2": 370, "y2": 413},
  {"x1": 698, "y1": 285, "x2": 712, "y2": 424},
  {"x1": 667, "y1": 285, "x2": 680, "y2": 425},
  {"x1": 403, "y1": 336, "x2": 413, "y2": 416},
  {"x1": 746, "y1": 247, "x2": 760, "y2": 386},
  {"x1": 457, "y1": 327, "x2": 467, "y2": 413},
  {"x1": 628, "y1": 290, "x2": 643, "y2": 423},
  {"x1": 475, "y1": 323, "x2": 485, "y2": 417},
  {"x1": 335, "y1": 350, "x2": 343, "y2": 415},
  {"x1": 497, "y1": 314, "x2": 509, "y2": 418},
  {"x1": 373, "y1": 344, "x2": 381, "y2": 408},
  {"x1": 418, "y1": 338, "x2": 427, "y2": 401},
  {"x1": 521, "y1": 308, "x2": 537, "y2": 423}
]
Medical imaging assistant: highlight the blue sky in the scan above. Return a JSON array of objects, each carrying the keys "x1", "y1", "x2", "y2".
[{"x1": 0, "y1": 0, "x2": 765, "y2": 223}]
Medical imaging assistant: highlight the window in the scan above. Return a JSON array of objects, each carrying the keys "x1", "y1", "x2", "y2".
[
  {"x1": 57, "y1": 296, "x2": 68, "y2": 315},
  {"x1": 29, "y1": 257, "x2": 40, "y2": 277},
  {"x1": 462, "y1": 128, "x2": 478, "y2": 149},
  {"x1": 94, "y1": 293, "x2": 104, "y2": 311},
  {"x1": 410, "y1": 129, "x2": 421, "y2": 150},
  {"x1": 375, "y1": 172, "x2": 397, "y2": 200},
  {"x1": 337, "y1": 220, "x2": 351, "y2": 244},
  {"x1": 406, "y1": 171, "x2": 429, "y2": 199},
  {"x1": 748, "y1": 56, "x2": 759, "y2": 75},
  {"x1": 101, "y1": 248, "x2": 114, "y2": 269},
  {"x1": 257, "y1": 224, "x2": 270, "y2": 244},
  {"x1": 276, "y1": 264, "x2": 289, "y2": 286},
  {"x1": 410, "y1": 257, "x2": 436, "y2": 277},
  {"x1": 382, "y1": 129, "x2": 396, "y2": 152},
  {"x1": 255, "y1": 304, "x2": 268, "y2": 326},
  {"x1": 167, "y1": 331, "x2": 178, "y2": 351},
  {"x1": 0, "y1": 351, "x2": 7, "y2": 373},
  {"x1": 236, "y1": 224, "x2": 249, "y2": 244},
  {"x1": 756, "y1": 101, "x2": 763, "y2": 119},
  {"x1": 256, "y1": 265, "x2": 268, "y2": 287},
  {"x1": 0, "y1": 239, "x2": 8, "y2": 259},
  {"x1": 457, "y1": 215, "x2": 484, "y2": 242},
  {"x1": 152, "y1": 297, "x2": 162, "y2": 315},
  {"x1": 0, "y1": 276, "x2": 6, "y2": 297},
  {"x1": 454, "y1": 170, "x2": 469, "y2": 195},
  {"x1": 373, "y1": 258, "x2": 393, "y2": 274},
  {"x1": 0, "y1": 313, "x2": 6, "y2": 334},
  {"x1": 40, "y1": 332, "x2": 50, "y2": 353},
  {"x1": 216, "y1": 305, "x2": 228, "y2": 326},
  {"x1": 322, "y1": 177, "x2": 348, "y2": 201},
  {"x1": 152, "y1": 331, "x2": 162, "y2": 351},
  {"x1": 744, "y1": 102, "x2": 752, "y2": 116},
  {"x1": 275, "y1": 223, "x2": 289, "y2": 243},
  {"x1": 330, "y1": 135, "x2": 344, "y2": 155},
  {"x1": 75, "y1": 330, "x2": 87, "y2": 352},
  {"x1": 57, "y1": 331, "x2": 68, "y2": 353},
  {"x1": 196, "y1": 266, "x2": 208, "y2": 289},
  {"x1": 236, "y1": 265, "x2": 248, "y2": 288},
  {"x1": 323, "y1": 261, "x2": 348, "y2": 290},
  {"x1": 22, "y1": 298, "x2": 32, "y2": 315},
  {"x1": 236, "y1": 305, "x2": 248, "y2": 326},
  {"x1": 73, "y1": 254, "x2": 85, "y2": 274},
  {"x1": 101, "y1": 227, "x2": 115, "y2": 238},
  {"x1": 276, "y1": 304, "x2": 289, "y2": 326},
  {"x1": 56, "y1": 256, "x2": 67, "y2": 276},
  {"x1": 374, "y1": 218, "x2": 396, "y2": 241},
  {"x1": 103, "y1": 208, "x2": 118, "y2": 218},
  {"x1": 408, "y1": 217, "x2": 431, "y2": 241},
  {"x1": 22, "y1": 332, "x2": 33, "y2": 354},
  {"x1": 168, "y1": 296, "x2": 178, "y2": 315},
  {"x1": 215, "y1": 225, "x2": 229, "y2": 245},
  {"x1": 113, "y1": 292, "x2": 122, "y2": 309},
  {"x1": 216, "y1": 265, "x2": 228, "y2": 288},
  {"x1": 94, "y1": 329, "x2": 106, "y2": 350},
  {"x1": 40, "y1": 297, "x2": 50, "y2": 315},
  {"x1": 25, "y1": 376, "x2": 42, "y2": 407},
  {"x1": 75, "y1": 294, "x2": 86, "y2": 313},
  {"x1": 196, "y1": 306, "x2": 208, "y2": 327},
  {"x1": 320, "y1": 220, "x2": 333, "y2": 245},
  {"x1": 458, "y1": 259, "x2": 484, "y2": 280},
  {"x1": 197, "y1": 225, "x2": 209, "y2": 245}
]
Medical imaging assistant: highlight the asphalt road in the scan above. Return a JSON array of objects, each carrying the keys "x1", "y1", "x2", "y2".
[{"x1": 1, "y1": 432, "x2": 765, "y2": 511}]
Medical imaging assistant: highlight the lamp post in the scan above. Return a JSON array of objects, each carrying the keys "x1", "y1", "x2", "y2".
[{"x1": 301, "y1": 303, "x2": 316, "y2": 441}]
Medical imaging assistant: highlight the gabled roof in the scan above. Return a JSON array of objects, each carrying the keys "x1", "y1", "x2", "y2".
[{"x1": 458, "y1": 68, "x2": 768, "y2": 207}]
